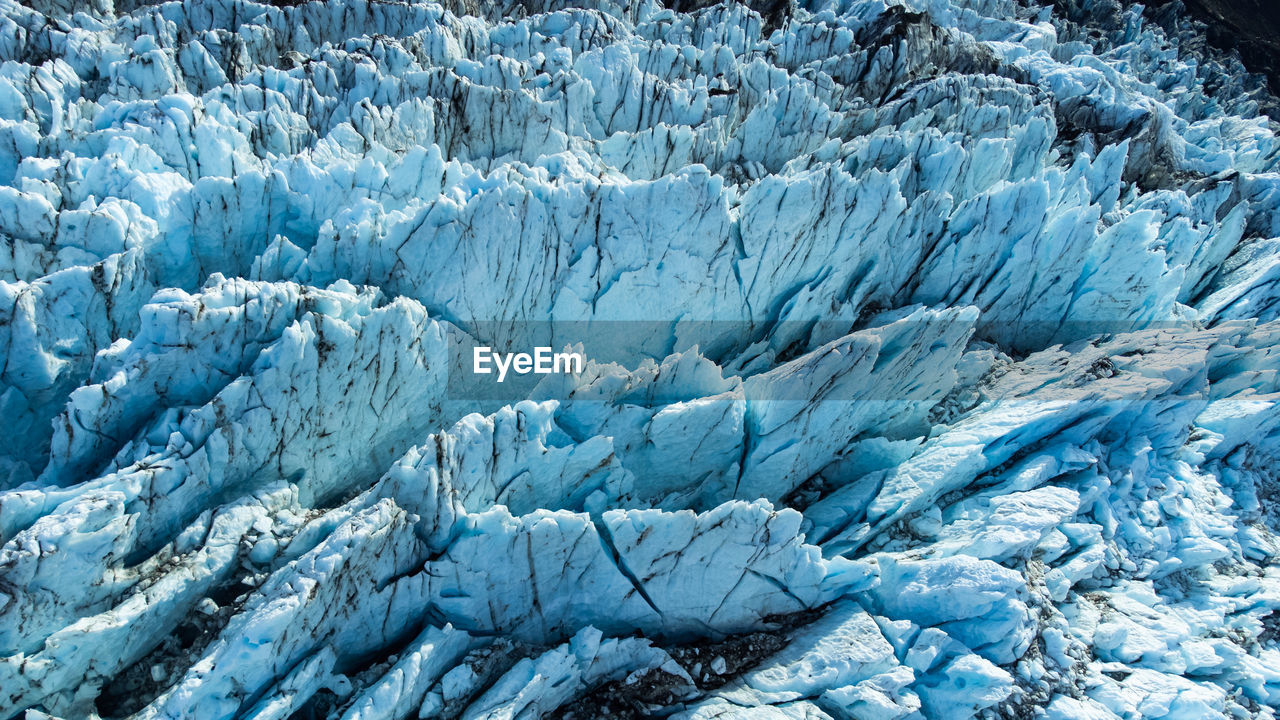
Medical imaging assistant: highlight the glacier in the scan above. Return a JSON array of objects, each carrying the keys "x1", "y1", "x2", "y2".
[{"x1": 2, "y1": 0, "x2": 1280, "y2": 717}]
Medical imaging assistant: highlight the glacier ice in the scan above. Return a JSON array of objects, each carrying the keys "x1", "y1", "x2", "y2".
[{"x1": 2, "y1": 0, "x2": 1280, "y2": 717}]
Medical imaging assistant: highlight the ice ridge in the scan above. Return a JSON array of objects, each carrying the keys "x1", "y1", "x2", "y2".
[{"x1": 2, "y1": 0, "x2": 1280, "y2": 718}]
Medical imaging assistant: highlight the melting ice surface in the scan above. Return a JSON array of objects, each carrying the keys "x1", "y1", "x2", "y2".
[{"x1": 2, "y1": 0, "x2": 1280, "y2": 716}]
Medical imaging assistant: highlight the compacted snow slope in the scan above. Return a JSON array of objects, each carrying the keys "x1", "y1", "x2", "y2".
[{"x1": 2, "y1": 0, "x2": 1280, "y2": 717}]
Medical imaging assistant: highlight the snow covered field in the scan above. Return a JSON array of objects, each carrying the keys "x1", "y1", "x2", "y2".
[{"x1": 1, "y1": 0, "x2": 1279, "y2": 717}]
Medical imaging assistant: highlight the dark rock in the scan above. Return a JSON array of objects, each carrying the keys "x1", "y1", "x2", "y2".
[{"x1": 1149, "y1": 0, "x2": 1280, "y2": 95}]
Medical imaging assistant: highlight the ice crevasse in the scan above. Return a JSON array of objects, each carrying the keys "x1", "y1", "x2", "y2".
[{"x1": 1, "y1": 0, "x2": 1280, "y2": 717}]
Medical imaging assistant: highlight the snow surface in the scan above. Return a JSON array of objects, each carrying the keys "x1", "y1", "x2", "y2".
[{"x1": 1, "y1": 0, "x2": 1280, "y2": 717}]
